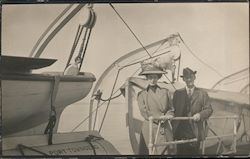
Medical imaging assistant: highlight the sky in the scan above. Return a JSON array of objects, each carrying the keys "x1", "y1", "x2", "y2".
[{"x1": 2, "y1": 3, "x2": 249, "y2": 89}]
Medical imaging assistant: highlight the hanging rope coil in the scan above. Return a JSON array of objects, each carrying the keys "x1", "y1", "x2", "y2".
[
  {"x1": 44, "y1": 76, "x2": 60, "y2": 145},
  {"x1": 44, "y1": 109, "x2": 57, "y2": 145}
]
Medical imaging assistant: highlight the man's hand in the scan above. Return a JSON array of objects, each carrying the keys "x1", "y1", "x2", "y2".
[{"x1": 193, "y1": 113, "x2": 200, "y2": 122}]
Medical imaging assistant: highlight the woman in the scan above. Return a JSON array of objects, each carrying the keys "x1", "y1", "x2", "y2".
[{"x1": 137, "y1": 61, "x2": 176, "y2": 155}]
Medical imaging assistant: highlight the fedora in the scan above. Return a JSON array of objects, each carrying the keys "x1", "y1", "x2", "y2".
[{"x1": 180, "y1": 67, "x2": 197, "y2": 78}]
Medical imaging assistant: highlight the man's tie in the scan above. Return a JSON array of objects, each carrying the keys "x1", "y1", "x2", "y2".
[{"x1": 188, "y1": 89, "x2": 192, "y2": 98}]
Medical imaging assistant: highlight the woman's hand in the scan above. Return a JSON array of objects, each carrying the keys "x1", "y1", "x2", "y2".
[{"x1": 163, "y1": 114, "x2": 174, "y2": 121}]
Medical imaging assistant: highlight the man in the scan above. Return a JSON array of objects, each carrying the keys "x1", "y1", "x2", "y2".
[
  {"x1": 172, "y1": 67, "x2": 213, "y2": 155},
  {"x1": 137, "y1": 61, "x2": 175, "y2": 155}
]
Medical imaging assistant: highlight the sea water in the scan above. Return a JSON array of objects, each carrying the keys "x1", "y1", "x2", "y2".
[{"x1": 57, "y1": 101, "x2": 134, "y2": 155}]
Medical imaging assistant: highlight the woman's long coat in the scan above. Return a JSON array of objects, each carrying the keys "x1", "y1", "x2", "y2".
[{"x1": 137, "y1": 85, "x2": 176, "y2": 155}]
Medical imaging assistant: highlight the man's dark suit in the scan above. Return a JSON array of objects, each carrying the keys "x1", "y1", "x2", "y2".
[{"x1": 172, "y1": 87, "x2": 213, "y2": 155}]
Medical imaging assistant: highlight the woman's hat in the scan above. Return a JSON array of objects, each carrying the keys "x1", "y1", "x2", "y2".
[
  {"x1": 139, "y1": 61, "x2": 167, "y2": 76},
  {"x1": 180, "y1": 67, "x2": 197, "y2": 78}
]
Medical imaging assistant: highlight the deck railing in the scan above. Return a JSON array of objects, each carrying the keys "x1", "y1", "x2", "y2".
[{"x1": 148, "y1": 115, "x2": 238, "y2": 155}]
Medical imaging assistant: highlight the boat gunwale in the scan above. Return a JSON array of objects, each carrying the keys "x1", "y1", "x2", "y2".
[{"x1": 1, "y1": 72, "x2": 96, "y2": 82}]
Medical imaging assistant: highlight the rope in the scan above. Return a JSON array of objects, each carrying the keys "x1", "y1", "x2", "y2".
[
  {"x1": 44, "y1": 109, "x2": 56, "y2": 145},
  {"x1": 79, "y1": 7, "x2": 96, "y2": 70},
  {"x1": 71, "y1": 51, "x2": 176, "y2": 131},
  {"x1": 178, "y1": 33, "x2": 224, "y2": 78},
  {"x1": 79, "y1": 28, "x2": 93, "y2": 70},
  {"x1": 110, "y1": 3, "x2": 176, "y2": 88},
  {"x1": 78, "y1": 27, "x2": 89, "y2": 59},
  {"x1": 44, "y1": 76, "x2": 60, "y2": 145},
  {"x1": 223, "y1": 76, "x2": 249, "y2": 85},
  {"x1": 71, "y1": 88, "x2": 121, "y2": 132},
  {"x1": 85, "y1": 137, "x2": 97, "y2": 155},
  {"x1": 71, "y1": 52, "x2": 177, "y2": 131},
  {"x1": 33, "y1": 4, "x2": 85, "y2": 58},
  {"x1": 17, "y1": 144, "x2": 48, "y2": 156},
  {"x1": 93, "y1": 99, "x2": 101, "y2": 130},
  {"x1": 109, "y1": 3, "x2": 152, "y2": 58},
  {"x1": 95, "y1": 140, "x2": 108, "y2": 154},
  {"x1": 84, "y1": 135, "x2": 104, "y2": 155},
  {"x1": 64, "y1": 24, "x2": 84, "y2": 71},
  {"x1": 65, "y1": 5, "x2": 95, "y2": 71},
  {"x1": 125, "y1": 37, "x2": 171, "y2": 65},
  {"x1": 98, "y1": 70, "x2": 121, "y2": 133},
  {"x1": 72, "y1": 14, "x2": 184, "y2": 131},
  {"x1": 99, "y1": 92, "x2": 123, "y2": 102}
]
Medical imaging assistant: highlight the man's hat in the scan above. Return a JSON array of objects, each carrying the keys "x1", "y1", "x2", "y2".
[
  {"x1": 139, "y1": 61, "x2": 167, "y2": 76},
  {"x1": 180, "y1": 67, "x2": 197, "y2": 78}
]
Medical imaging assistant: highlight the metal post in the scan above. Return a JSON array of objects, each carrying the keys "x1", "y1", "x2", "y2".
[
  {"x1": 201, "y1": 140, "x2": 205, "y2": 155},
  {"x1": 152, "y1": 122, "x2": 161, "y2": 154},
  {"x1": 149, "y1": 116, "x2": 153, "y2": 155},
  {"x1": 146, "y1": 115, "x2": 238, "y2": 155},
  {"x1": 233, "y1": 115, "x2": 238, "y2": 153},
  {"x1": 88, "y1": 99, "x2": 94, "y2": 131}
]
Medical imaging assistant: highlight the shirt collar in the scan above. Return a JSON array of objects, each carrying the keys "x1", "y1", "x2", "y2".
[
  {"x1": 146, "y1": 84, "x2": 160, "y2": 91},
  {"x1": 186, "y1": 86, "x2": 195, "y2": 94}
]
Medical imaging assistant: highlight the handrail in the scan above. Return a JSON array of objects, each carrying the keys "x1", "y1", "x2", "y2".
[{"x1": 148, "y1": 115, "x2": 238, "y2": 155}]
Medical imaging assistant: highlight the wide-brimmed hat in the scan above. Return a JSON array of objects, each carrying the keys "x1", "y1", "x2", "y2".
[
  {"x1": 139, "y1": 61, "x2": 167, "y2": 76},
  {"x1": 180, "y1": 67, "x2": 197, "y2": 78}
]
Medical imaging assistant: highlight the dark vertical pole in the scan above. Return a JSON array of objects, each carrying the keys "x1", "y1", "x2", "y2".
[
  {"x1": 177, "y1": 55, "x2": 181, "y2": 81},
  {"x1": 0, "y1": 4, "x2": 2, "y2": 156}
]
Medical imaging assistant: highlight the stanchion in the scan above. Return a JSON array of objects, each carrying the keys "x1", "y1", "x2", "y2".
[
  {"x1": 148, "y1": 116, "x2": 153, "y2": 155},
  {"x1": 147, "y1": 115, "x2": 238, "y2": 155}
]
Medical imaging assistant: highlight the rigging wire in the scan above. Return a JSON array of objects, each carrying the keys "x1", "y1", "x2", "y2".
[
  {"x1": 79, "y1": 28, "x2": 93, "y2": 70},
  {"x1": 223, "y1": 76, "x2": 249, "y2": 85},
  {"x1": 212, "y1": 67, "x2": 249, "y2": 89},
  {"x1": 98, "y1": 70, "x2": 121, "y2": 133},
  {"x1": 109, "y1": 3, "x2": 152, "y2": 58},
  {"x1": 178, "y1": 33, "x2": 224, "y2": 78},
  {"x1": 71, "y1": 51, "x2": 173, "y2": 132},
  {"x1": 96, "y1": 50, "x2": 174, "y2": 131},
  {"x1": 64, "y1": 24, "x2": 84, "y2": 71},
  {"x1": 71, "y1": 8, "x2": 182, "y2": 132},
  {"x1": 240, "y1": 84, "x2": 249, "y2": 93},
  {"x1": 71, "y1": 88, "x2": 121, "y2": 132},
  {"x1": 93, "y1": 99, "x2": 100, "y2": 130},
  {"x1": 123, "y1": 41, "x2": 175, "y2": 67},
  {"x1": 124, "y1": 37, "x2": 171, "y2": 65},
  {"x1": 99, "y1": 92, "x2": 123, "y2": 102},
  {"x1": 110, "y1": 3, "x2": 175, "y2": 88}
]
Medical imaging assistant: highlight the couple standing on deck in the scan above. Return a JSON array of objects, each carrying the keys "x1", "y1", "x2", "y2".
[{"x1": 137, "y1": 61, "x2": 213, "y2": 155}]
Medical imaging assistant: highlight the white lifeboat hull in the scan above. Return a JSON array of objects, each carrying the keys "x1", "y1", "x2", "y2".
[{"x1": 1, "y1": 72, "x2": 96, "y2": 135}]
